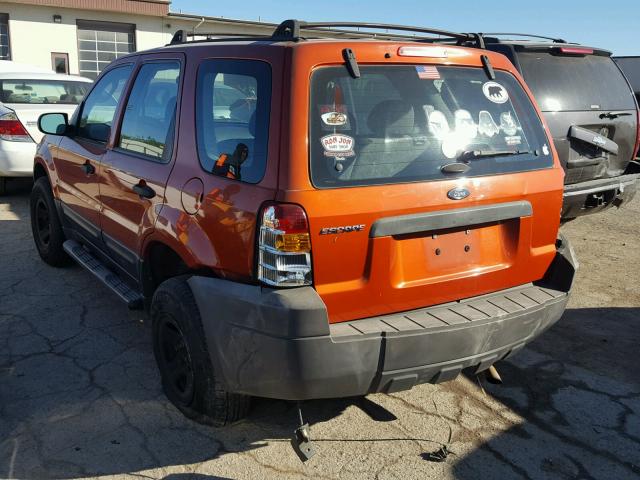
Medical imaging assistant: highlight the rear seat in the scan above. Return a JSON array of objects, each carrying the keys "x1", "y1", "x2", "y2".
[
  {"x1": 216, "y1": 111, "x2": 256, "y2": 170},
  {"x1": 350, "y1": 99, "x2": 423, "y2": 180}
]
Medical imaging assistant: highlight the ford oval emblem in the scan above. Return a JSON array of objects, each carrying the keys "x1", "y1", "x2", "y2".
[{"x1": 447, "y1": 187, "x2": 470, "y2": 200}]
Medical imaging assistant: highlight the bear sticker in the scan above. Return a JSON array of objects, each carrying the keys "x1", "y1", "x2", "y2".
[{"x1": 482, "y1": 81, "x2": 509, "y2": 104}]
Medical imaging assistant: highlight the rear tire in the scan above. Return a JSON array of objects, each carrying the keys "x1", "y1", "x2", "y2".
[
  {"x1": 30, "y1": 176, "x2": 71, "y2": 267},
  {"x1": 151, "y1": 276, "x2": 250, "y2": 426},
  {"x1": 0, "y1": 177, "x2": 6, "y2": 195}
]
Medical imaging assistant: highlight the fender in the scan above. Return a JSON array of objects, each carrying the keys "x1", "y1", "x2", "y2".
[
  {"x1": 34, "y1": 136, "x2": 63, "y2": 197},
  {"x1": 142, "y1": 199, "x2": 260, "y2": 284},
  {"x1": 142, "y1": 203, "x2": 234, "y2": 279}
]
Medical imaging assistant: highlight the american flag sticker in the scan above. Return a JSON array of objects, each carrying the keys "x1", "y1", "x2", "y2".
[{"x1": 416, "y1": 65, "x2": 441, "y2": 80}]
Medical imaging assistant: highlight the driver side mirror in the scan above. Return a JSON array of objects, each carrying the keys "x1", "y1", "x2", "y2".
[{"x1": 38, "y1": 112, "x2": 69, "y2": 135}]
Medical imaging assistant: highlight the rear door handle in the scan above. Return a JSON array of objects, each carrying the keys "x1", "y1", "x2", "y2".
[
  {"x1": 81, "y1": 162, "x2": 95, "y2": 175},
  {"x1": 132, "y1": 182, "x2": 156, "y2": 199},
  {"x1": 568, "y1": 125, "x2": 619, "y2": 156}
]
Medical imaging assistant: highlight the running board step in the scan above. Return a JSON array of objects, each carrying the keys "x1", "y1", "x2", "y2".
[{"x1": 63, "y1": 240, "x2": 144, "y2": 309}]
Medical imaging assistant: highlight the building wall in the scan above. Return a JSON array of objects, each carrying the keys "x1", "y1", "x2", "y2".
[
  {"x1": 0, "y1": 2, "x2": 276, "y2": 77},
  {"x1": 1, "y1": 2, "x2": 172, "y2": 74}
]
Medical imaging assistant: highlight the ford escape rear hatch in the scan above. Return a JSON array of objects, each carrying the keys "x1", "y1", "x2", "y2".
[{"x1": 306, "y1": 61, "x2": 562, "y2": 322}]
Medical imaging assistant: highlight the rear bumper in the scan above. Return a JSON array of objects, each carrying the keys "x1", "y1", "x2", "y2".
[
  {"x1": 189, "y1": 237, "x2": 577, "y2": 401},
  {"x1": 562, "y1": 173, "x2": 639, "y2": 220},
  {"x1": 0, "y1": 140, "x2": 36, "y2": 177}
]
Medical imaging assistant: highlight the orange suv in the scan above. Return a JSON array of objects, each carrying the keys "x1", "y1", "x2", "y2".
[{"x1": 31, "y1": 21, "x2": 576, "y2": 428}]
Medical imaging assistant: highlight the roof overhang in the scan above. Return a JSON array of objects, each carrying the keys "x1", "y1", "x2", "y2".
[{"x1": 1, "y1": 0, "x2": 169, "y2": 17}]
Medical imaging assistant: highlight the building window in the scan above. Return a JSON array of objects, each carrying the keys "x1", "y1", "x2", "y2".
[
  {"x1": 0, "y1": 13, "x2": 10, "y2": 60},
  {"x1": 77, "y1": 20, "x2": 135, "y2": 79},
  {"x1": 51, "y1": 53, "x2": 69, "y2": 74}
]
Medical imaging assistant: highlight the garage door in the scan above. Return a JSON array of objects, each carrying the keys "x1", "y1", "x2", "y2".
[{"x1": 77, "y1": 20, "x2": 135, "y2": 79}]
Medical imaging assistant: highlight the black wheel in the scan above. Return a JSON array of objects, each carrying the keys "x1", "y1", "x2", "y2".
[
  {"x1": 151, "y1": 276, "x2": 250, "y2": 426},
  {"x1": 30, "y1": 176, "x2": 71, "y2": 267},
  {"x1": 0, "y1": 177, "x2": 6, "y2": 195}
]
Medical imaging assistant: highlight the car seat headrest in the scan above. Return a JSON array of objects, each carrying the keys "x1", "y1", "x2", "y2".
[{"x1": 367, "y1": 100, "x2": 415, "y2": 137}]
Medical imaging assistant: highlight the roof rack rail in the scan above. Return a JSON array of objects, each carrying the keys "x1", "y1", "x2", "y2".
[
  {"x1": 169, "y1": 29, "x2": 273, "y2": 45},
  {"x1": 273, "y1": 20, "x2": 485, "y2": 47},
  {"x1": 480, "y1": 33, "x2": 568, "y2": 44},
  {"x1": 169, "y1": 21, "x2": 486, "y2": 48}
]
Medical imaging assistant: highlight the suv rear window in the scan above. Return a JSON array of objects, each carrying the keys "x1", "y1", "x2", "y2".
[
  {"x1": 0, "y1": 79, "x2": 89, "y2": 104},
  {"x1": 310, "y1": 65, "x2": 552, "y2": 188},
  {"x1": 517, "y1": 52, "x2": 636, "y2": 112}
]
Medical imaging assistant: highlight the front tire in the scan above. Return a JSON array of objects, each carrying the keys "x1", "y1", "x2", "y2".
[
  {"x1": 30, "y1": 176, "x2": 71, "y2": 267},
  {"x1": 151, "y1": 276, "x2": 250, "y2": 426}
]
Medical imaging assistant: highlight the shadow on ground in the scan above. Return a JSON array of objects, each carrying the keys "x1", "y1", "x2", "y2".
[{"x1": 452, "y1": 307, "x2": 640, "y2": 480}]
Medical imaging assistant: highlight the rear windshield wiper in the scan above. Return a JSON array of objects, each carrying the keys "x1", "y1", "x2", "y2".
[
  {"x1": 600, "y1": 111, "x2": 632, "y2": 120},
  {"x1": 458, "y1": 149, "x2": 531, "y2": 161}
]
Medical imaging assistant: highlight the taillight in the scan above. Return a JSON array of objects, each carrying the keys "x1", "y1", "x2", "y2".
[
  {"x1": 0, "y1": 112, "x2": 32, "y2": 142},
  {"x1": 258, "y1": 203, "x2": 313, "y2": 287}
]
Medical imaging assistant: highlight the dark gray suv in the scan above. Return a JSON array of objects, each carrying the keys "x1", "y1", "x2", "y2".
[{"x1": 482, "y1": 35, "x2": 639, "y2": 220}]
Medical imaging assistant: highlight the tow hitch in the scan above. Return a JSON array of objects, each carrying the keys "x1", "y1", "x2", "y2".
[{"x1": 585, "y1": 189, "x2": 619, "y2": 209}]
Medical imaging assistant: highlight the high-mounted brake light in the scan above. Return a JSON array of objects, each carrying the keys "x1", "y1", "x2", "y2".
[
  {"x1": 0, "y1": 112, "x2": 32, "y2": 142},
  {"x1": 397, "y1": 46, "x2": 468, "y2": 58},
  {"x1": 398, "y1": 46, "x2": 448, "y2": 58},
  {"x1": 557, "y1": 47, "x2": 594, "y2": 56},
  {"x1": 258, "y1": 203, "x2": 312, "y2": 287}
]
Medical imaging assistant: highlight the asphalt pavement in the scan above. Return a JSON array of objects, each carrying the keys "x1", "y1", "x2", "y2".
[{"x1": 1, "y1": 178, "x2": 639, "y2": 480}]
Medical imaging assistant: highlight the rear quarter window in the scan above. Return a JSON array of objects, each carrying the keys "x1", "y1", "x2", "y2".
[
  {"x1": 517, "y1": 52, "x2": 637, "y2": 112},
  {"x1": 0, "y1": 79, "x2": 89, "y2": 104},
  {"x1": 195, "y1": 59, "x2": 271, "y2": 184},
  {"x1": 309, "y1": 65, "x2": 553, "y2": 188}
]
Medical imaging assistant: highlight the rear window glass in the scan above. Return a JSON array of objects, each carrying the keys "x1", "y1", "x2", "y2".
[
  {"x1": 517, "y1": 52, "x2": 636, "y2": 112},
  {"x1": 310, "y1": 65, "x2": 552, "y2": 188},
  {"x1": 0, "y1": 79, "x2": 89, "y2": 104},
  {"x1": 196, "y1": 59, "x2": 271, "y2": 184}
]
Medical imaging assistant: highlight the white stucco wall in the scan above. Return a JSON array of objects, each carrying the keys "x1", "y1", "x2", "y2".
[{"x1": 0, "y1": 2, "x2": 274, "y2": 77}]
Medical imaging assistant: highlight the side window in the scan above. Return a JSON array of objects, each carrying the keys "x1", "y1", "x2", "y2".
[
  {"x1": 118, "y1": 62, "x2": 180, "y2": 162},
  {"x1": 196, "y1": 59, "x2": 271, "y2": 184},
  {"x1": 77, "y1": 65, "x2": 132, "y2": 143}
]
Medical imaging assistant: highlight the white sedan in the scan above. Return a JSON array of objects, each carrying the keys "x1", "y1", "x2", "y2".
[{"x1": 0, "y1": 68, "x2": 92, "y2": 194}]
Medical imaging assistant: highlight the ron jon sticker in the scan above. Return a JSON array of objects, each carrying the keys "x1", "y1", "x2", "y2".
[{"x1": 321, "y1": 134, "x2": 355, "y2": 158}]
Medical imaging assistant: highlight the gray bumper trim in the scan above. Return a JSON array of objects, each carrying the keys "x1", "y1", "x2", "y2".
[
  {"x1": 188, "y1": 237, "x2": 576, "y2": 401},
  {"x1": 563, "y1": 173, "x2": 639, "y2": 197},
  {"x1": 562, "y1": 173, "x2": 638, "y2": 219},
  {"x1": 369, "y1": 201, "x2": 532, "y2": 238}
]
